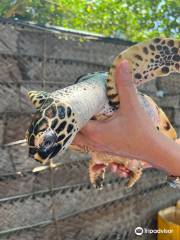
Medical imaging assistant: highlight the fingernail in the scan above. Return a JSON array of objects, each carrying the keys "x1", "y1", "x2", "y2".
[
  {"x1": 121, "y1": 59, "x2": 129, "y2": 67},
  {"x1": 120, "y1": 60, "x2": 129, "y2": 72}
]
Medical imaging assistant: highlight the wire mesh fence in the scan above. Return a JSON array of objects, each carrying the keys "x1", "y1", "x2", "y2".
[{"x1": 0, "y1": 18, "x2": 180, "y2": 240}]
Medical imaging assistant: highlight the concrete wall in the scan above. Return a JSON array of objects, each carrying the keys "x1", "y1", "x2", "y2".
[{"x1": 0, "y1": 19, "x2": 180, "y2": 240}]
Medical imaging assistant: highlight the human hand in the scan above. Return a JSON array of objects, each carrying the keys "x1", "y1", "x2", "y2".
[{"x1": 73, "y1": 60, "x2": 159, "y2": 164}]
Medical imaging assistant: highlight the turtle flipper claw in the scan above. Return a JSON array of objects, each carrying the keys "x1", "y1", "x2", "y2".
[{"x1": 94, "y1": 175, "x2": 104, "y2": 190}]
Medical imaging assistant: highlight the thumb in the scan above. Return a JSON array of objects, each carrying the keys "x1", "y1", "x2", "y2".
[
  {"x1": 115, "y1": 60, "x2": 141, "y2": 112},
  {"x1": 80, "y1": 119, "x2": 106, "y2": 140}
]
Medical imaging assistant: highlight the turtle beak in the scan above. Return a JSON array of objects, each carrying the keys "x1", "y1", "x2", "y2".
[
  {"x1": 34, "y1": 153, "x2": 44, "y2": 164},
  {"x1": 34, "y1": 153, "x2": 50, "y2": 165}
]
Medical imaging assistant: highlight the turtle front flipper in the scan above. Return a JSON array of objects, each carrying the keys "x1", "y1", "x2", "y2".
[
  {"x1": 107, "y1": 38, "x2": 180, "y2": 108},
  {"x1": 89, "y1": 154, "x2": 107, "y2": 190},
  {"x1": 127, "y1": 169, "x2": 142, "y2": 188}
]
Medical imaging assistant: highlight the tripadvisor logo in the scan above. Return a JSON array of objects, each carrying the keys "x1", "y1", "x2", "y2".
[
  {"x1": 135, "y1": 227, "x2": 173, "y2": 235},
  {"x1": 135, "y1": 227, "x2": 143, "y2": 236}
]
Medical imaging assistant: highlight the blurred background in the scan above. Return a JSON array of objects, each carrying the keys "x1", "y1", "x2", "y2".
[{"x1": 0, "y1": 1, "x2": 180, "y2": 240}]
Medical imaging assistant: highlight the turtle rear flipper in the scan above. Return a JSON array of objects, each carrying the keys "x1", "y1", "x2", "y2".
[
  {"x1": 127, "y1": 170, "x2": 142, "y2": 188},
  {"x1": 89, "y1": 156, "x2": 107, "y2": 190}
]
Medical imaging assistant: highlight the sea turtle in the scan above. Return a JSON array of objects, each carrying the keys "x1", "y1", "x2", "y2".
[{"x1": 26, "y1": 38, "x2": 180, "y2": 188}]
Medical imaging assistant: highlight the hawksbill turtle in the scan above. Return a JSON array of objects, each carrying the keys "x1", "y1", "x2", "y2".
[{"x1": 26, "y1": 38, "x2": 180, "y2": 188}]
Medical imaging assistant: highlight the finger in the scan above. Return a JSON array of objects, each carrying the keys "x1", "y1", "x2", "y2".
[
  {"x1": 91, "y1": 164, "x2": 106, "y2": 172},
  {"x1": 142, "y1": 161, "x2": 152, "y2": 169},
  {"x1": 127, "y1": 159, "x2": 141, "y2": 170},
  {"x1": 115, "y1": 60, "x2": 141, "y2": 112},
  {"x1": 109, "y1": 163, "x2": 130, "y2": 178},
  {"x1": 175, "y1": 138, "x2": 180, "y2": 144},
  {"x1": 80, "y1": 119, "x2": 105, "y2": 140},
  {"x1": 118, "y1": 171, "x2": 130, "y2": 178},
  {"x1": 110, "y1": 163, "x2": 118, "y2": 173}
]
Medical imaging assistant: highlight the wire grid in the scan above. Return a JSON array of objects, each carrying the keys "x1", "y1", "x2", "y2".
[{"x1": 0, "y1": 19, "x2": 180, "y2": 240}]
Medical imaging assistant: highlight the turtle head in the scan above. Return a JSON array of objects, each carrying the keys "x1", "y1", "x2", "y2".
[{"x1": 26, "y1": 91, "x2": 77, "y2": 164}]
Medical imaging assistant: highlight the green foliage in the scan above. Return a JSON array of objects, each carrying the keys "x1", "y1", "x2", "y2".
[{"x1": 0, "y1": 0, "x2": 180, "y2": 41}]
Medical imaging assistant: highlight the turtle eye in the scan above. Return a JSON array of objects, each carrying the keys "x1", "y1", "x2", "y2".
[
  {"x1": 44, "y1": 139, "x2": 53, "y2": 148},
  {"x1": 40, "y1": 129, "x2": 58, "y2": 151},
  {"x1": 57, "y1": 106, "x2": 65, "y2": 119}
]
